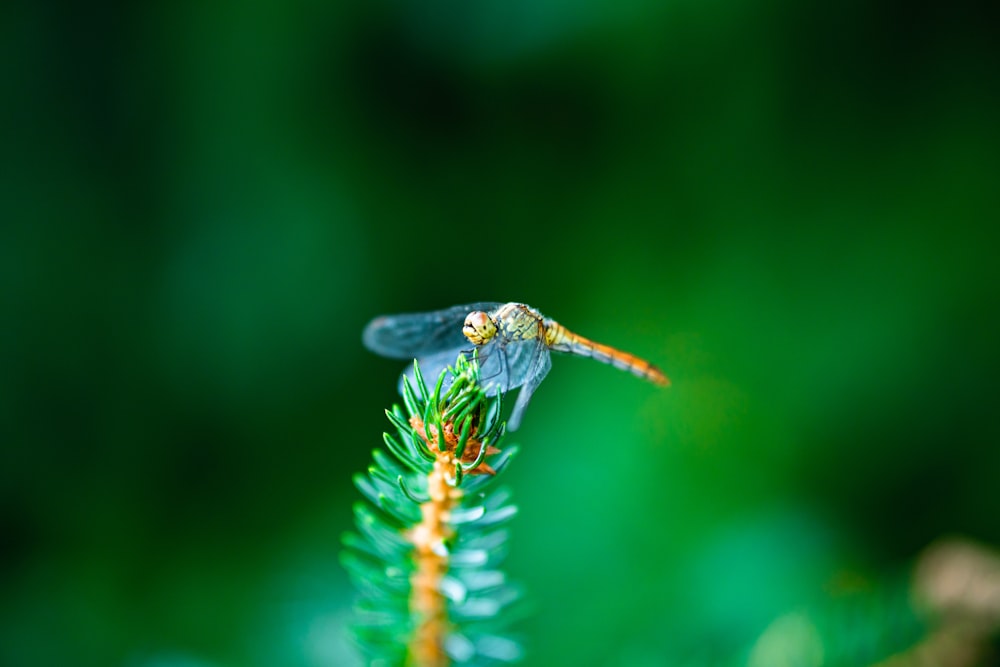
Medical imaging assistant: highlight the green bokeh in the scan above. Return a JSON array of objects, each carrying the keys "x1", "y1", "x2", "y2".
[{"x1": 2, "y1": 1, "x2": 998, "y2": 665}]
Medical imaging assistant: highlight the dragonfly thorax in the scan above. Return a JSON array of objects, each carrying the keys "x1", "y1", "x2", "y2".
[
  {"x1": 462, "y1": 311, "x2": 497, "y2": 346},
  {"x1": 492, "y1": 303, "x2": 545, "y2": 342}
]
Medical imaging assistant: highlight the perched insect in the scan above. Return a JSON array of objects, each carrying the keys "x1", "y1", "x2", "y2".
[{"x1": 363, "y1": 302, "x2": 669, "y2": 430}]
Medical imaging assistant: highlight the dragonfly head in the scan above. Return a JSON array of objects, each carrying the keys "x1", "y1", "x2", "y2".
[{"x1": 463, "y1": 311, "x2": 497, "y2": 346}]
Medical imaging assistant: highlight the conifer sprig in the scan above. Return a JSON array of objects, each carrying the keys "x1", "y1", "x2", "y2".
[{"x1": 343, "y1": 354, "x2": 523, "y2": 666}]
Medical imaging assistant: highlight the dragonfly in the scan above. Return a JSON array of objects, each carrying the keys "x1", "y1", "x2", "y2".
[{"x1": 363, "y1": 302, "x2": 668, "y2": 431}]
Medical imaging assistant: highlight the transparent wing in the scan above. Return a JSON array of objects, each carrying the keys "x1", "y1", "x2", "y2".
[
  {"x1": 506, "y1": 345, "x2": 552, "y2": 431},
  {"x1": 474, "y1": 337, "x2": 545, "y2": 396},
  {"x1": 459, "y1": 337, "x2": 509, "y2": 397},
  {"x1": 362, "y1": 302, "x2": 503, "y2": 359},
  {"x1": 504, "y1": 338, "x2": 548, "y2": 390}
]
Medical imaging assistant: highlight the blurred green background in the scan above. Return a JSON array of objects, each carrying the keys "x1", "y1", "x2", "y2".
[{"x1": 2, "y1": 0, "x2": 999, "y2": 665}]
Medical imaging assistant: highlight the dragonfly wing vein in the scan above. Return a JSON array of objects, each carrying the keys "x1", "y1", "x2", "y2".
[{"x1": 507, "y1": 345, "x2": 552, "y2": 431}]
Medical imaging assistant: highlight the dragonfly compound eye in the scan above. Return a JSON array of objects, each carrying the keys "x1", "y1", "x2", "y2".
[{"x1": 462, "y1": 311, "x2": 497, "y2": 345}]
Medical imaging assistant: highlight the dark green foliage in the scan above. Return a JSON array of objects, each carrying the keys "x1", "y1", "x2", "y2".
[{"x1": 342, "y1": 355, "x2": 524, "y2": 666}]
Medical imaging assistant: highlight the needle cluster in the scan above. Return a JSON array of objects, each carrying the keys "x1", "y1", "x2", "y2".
[{"x1": 342, "y1": 354, "x2": 524, "y2": 666}]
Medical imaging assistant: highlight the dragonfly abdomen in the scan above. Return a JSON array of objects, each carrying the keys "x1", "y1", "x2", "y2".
[{"x1": 546, "y1": 322, "x2": 669, "y2": 386}]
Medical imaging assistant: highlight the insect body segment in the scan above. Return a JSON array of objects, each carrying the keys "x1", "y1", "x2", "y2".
[{"x1": 546, "y1": 324, "x2": 670, "y2": 386}]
